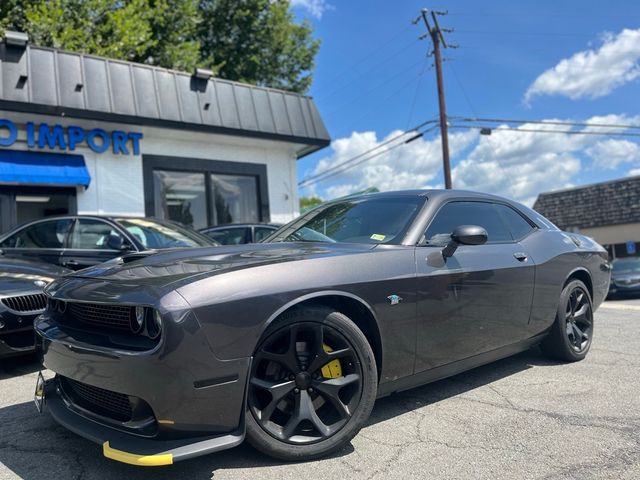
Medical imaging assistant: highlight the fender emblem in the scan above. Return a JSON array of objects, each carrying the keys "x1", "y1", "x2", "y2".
[{"x1": 387, "y1": 294, "x2": 403, "y2": 305}]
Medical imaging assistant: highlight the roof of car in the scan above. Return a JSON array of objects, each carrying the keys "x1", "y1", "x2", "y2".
[
  {"x1": 201, "y1": 223, "x2": 281, "y2": 230},
  {"x1": 341, "y1": 189, "x2": 513, "y2": 202}
]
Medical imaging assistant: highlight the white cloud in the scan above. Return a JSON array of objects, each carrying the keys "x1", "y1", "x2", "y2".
[
  {"x1": 303, "y1": 129, "x2": 477, "y2": 199},
  {"x1": 630, "y1": 168, "x2": 640, "y2": 177},
  {"x1": 290, "y1": 0, "x2": 331, "y2": 19},
  {"x1": 452, "y1": 122, "x2": 584, "y2": 206},
  {"x1": 524, "y1": 28, "x2": 640, "y2": 103},
  {"x1": 304, "y1": 115, "x2": 640, "y2": 206},
  {"x1": 586, "y1": 139, "x2": 640, "y2": 169}
]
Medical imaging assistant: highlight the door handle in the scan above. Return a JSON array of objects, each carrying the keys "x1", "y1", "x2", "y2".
[
  {"x1": 63, "y1": 260, "x2": 80, "y2": 267},
  {"x1": 513, "y1": 252, "x2": 528, "y2": 262}
]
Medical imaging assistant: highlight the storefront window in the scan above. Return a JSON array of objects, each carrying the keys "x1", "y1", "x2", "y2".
[
  {"x1": 210, "y1": 174, "x2": 259, "y2": 224},
  {"x1": 153, "y1": 171, "x2": 207, "y2": 230}
]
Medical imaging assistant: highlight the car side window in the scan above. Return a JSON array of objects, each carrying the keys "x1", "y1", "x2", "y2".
[
  {"x1": 424, "y1": 201, "x2": 513, "y2": 245},
  {"x1": 0, "y1": 219, "x2": 72, "y2": 248},
  {"x1": 69, "y1": 219, "x2": 125, "y2": 250},
  {"x1": 494, "y1": 204, "x2": 535, "y2": 240},
  {"x1": 206, "y1": 227, "x2": 249, "y2": 245},
  {"x1": 254, "y1": 226, "x2": 276, "y2": 242}
]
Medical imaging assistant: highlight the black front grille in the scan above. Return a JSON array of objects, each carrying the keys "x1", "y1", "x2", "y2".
[
  {"x1": 66, "y1": 302, "x2": 133, "y2": 332},
  {"x1": 60, "y1": 377, "x2": 133, "y2": 422},
  {"x1": 1, "y1": 293, "x2": 47, "y2": 313}
]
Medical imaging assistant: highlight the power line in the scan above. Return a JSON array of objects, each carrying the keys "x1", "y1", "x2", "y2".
[
  {"x1": 323, "y1": 59, "x2": 425, "y2": 119},
  {"x1": 451, "y1": 116, "x2": 640, "y2": 130},
  {"x1": 446, "y1": 63, "x2": 478, "y2": 117},
  {"x1": 314, "y1": 24, "x2": 416, "y2": 95},
  {"x1": 298, "y1": 120, "x2": 438, "y2": 188},
  {"x1": 317, "y1": 38, "x2": 420, "y2": 100},
  {"x1": 451, "y1": 124, "x2": 640, "y2": 137}
]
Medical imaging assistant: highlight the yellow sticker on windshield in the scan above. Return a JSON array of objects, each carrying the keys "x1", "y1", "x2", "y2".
[{"x1": 370, "y1": 234, "x2": 386, "y2": 241}]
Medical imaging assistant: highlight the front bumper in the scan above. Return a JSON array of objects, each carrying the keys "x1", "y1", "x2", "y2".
[
  {"x1": 36, "y1": 307, "x2": 251, "y2": 464},
  {"x1": 42, "y1": 378, "x2": 245, "y2": 465},
  {"x1": 0, "y1": 312, "x2": 38, "y2": 358}
]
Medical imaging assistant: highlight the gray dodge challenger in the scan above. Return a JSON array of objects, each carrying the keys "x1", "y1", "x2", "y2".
[{"x1": 35, "y1": 190, "x2": 610, "y2": 466}]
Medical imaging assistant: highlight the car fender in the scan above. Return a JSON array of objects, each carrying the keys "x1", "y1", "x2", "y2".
[{"x1": 261, "y1": 289, "x2": 380, "y2": 336}]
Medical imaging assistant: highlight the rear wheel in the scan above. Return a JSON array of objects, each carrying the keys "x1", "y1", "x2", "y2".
[
  {"x1": 541, "y1": 279, "x2": 594, "y2": 362},
  {"x1": 246, "y1": 307, "x2": 377, "y2": 461}
]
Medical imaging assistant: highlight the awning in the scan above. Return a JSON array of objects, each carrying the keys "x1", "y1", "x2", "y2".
[{"x1": 0, "y1": 150, "x2": 91, "y2": 187}]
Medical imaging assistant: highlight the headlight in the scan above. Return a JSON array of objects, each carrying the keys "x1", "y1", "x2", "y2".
[
  {"x1": 146, "y1": 309, "x2": 162, "y2": 339},
  {"x1": 131, "y1": 306, "x2": 145, "y2": 333}
]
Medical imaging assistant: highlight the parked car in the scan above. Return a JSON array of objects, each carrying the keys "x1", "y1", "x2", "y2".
[
  {"x1": 35, "y1": 190, "x2": 609, "y2": 465},
  {"x1": 200, "y1": 223, "x2": 281, "y2": 245},
  {"x1": 0, "y1": 216, "x2": 218, "y2": 270},
  {"x1": 0, "y1": 257, "x2": 69, "y2": 358},
  {"x1": 608, "y1": 257, "x2": 640, "y2": 297}
]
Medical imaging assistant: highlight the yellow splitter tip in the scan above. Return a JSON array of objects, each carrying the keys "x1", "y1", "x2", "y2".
[{"x1": 102, "y1": 442, "x2": 173, "y2": 466}]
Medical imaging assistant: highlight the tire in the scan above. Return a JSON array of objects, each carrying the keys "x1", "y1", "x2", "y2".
[
  {"x1": 245, "y1": 306, "x2": 377, "y2": 461},
  {"x1": 541, "y1": 279, "x2": 594, "y2": 362}
]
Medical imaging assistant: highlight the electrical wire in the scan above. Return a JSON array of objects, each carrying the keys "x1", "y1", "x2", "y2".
[
  {"x1": 323, "y1": 59, "x2": 425, "y2": 119},
  {"x1": 299, "y1": 122, "x2": 439, "y2": 188},
  {"x1": 451, "y1": 124, "x2": 640, "y2": 137},
  {"x1": 314, "y1": 24, "x2": 416, "y2": 93},
  {"x1": 451, "y1": 116, "x2": 640, "y2": 130}
]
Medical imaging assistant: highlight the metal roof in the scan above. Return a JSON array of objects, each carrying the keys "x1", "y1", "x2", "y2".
[
  {"x1": 0, "y1": 43, "x2": 330, "y2": 157},
  {"x1": 533, "y1": 176, "x2": 640, "y2": 230}
]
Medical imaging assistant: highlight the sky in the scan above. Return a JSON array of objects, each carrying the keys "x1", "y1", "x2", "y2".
[{"x1": 289, "y1": 0, "x2": 640, "y2": 206}]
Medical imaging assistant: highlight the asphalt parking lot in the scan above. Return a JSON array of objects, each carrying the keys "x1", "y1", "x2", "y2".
[{"x1": 1, "y1": 301, "x2": 639, "y2": 480}]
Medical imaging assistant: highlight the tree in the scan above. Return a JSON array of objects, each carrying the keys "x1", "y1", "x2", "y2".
[
  {"x1": 299, "y1": 196, "x2": 323, "y2": 211},
  {"x1": 198, "y1": 0, "x2": 320, "y2": 93},
  {"x1": 0, "y1": 0, "x2": 320, "y2": 93},
  {"x1": 2, "y1": 0, "x2": 201, "y2": 72}
]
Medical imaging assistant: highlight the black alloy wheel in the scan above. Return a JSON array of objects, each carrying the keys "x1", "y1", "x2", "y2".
[
  {"x1": 245, "y1": 308, "x2": 377, "y2": 460},
  {"x1": 541, "y1": 279, "x2": 594, "y2": 362},
  {"x1": 564, "y1": 286, "x2": 593, "y2": 353}
]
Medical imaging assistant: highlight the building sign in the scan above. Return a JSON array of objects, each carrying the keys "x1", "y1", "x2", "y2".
[
  {"x1": 626, "y1": 240, "x2": 636, "y2": 255},
  {"x1": 0, "y1": 119, "x2": 142, "y2": 155}
]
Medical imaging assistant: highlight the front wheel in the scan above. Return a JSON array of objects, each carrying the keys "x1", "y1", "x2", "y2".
[
  {"x1": 245, "y1": 307, "x2": 377, "y2": 461},
  {"x1": 541, "y1": 279, "x2": 594, "y2": 362}
]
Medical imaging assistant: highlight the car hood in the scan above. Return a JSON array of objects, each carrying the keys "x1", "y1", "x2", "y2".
[
  {"x1": 0, "y1": 257, "x2": 70, "y2": 295},
  {"x1": 69, "y1": 242, "x2": 377, "y2": 288}
]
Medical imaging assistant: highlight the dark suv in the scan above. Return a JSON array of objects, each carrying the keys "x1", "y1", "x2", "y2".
[{"x1": 0, "y1": 216, "x2": 218, "y2": 270}]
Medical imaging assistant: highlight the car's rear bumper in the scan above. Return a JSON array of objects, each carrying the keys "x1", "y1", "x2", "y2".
[{"x1": 42, "y1": 378, "x2": 245, "y2": 465}]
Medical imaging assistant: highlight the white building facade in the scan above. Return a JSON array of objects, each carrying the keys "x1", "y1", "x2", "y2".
[{"x1": 0, "y1": 42, "x2": 329, "y2": 233}]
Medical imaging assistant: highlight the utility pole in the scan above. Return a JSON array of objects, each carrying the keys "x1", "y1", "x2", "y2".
[{"x1": 414, "y1": 9, "x2": 456, "y2": 189}]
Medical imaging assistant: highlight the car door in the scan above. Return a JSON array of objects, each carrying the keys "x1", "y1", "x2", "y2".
[
  {"x1": 414, "y1": 200, "x2": 536, "y2": 373},
  {"x1": 61, "y1": 218, "x2": 132, "y2": 270},
  {"x1": 0, "y1": 218, "x2": 72, "y2": 267}
]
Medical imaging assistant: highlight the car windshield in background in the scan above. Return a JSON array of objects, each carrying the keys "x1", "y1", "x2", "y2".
[
  {"x1": 612, "y1": 259, "x2": 640, "y2": 274},
  {"x1": 270, "y1": 196, "x2": 426, "y2": 245},
  {"x1": 115, "y1": 218, "x2": 215, "y2": 249}
]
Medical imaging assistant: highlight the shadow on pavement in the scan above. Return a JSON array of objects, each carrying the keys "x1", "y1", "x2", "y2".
[
  {"x1": 0, "y1": 348, "x2": 555, "y2": 479},
  {"x1": 0, "y1": 353, "x2": 41, "y2": 380}
]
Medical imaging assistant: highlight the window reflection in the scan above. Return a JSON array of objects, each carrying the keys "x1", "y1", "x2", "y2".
[
  {"x1": 210, "y1": 174, "x2": 259, "y2": 224},
  {"x1": 153, "y1": 171, "x2": 207, "y2": 230}
]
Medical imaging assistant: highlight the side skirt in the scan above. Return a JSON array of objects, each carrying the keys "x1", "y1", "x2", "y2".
[{"x1": 376, "y1": 333, "x2": 547, "y2": 398}]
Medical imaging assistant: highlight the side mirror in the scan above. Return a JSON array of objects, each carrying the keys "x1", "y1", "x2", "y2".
[
  {"x1": 442, "y1": 225, "x2": 488, "y2": 258},
  {"x1": 107, "y1": 234, "x2": 130, "y2": 251}
]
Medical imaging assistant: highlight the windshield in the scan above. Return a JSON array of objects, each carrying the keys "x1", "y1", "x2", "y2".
[
  {"x1": 612, "y1": 259, "x2": 640, "y2": 274},
  {"x1": 268, "y1": 196, "x2": 426, "y2": 245},
  {"x1": 115, "y1": 218, "x2": 216, "y2": 249}
]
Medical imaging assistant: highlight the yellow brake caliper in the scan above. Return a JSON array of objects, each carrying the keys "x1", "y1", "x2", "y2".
[{"x1": 321, "y1": 343, "x2": 343, "y2": 379}]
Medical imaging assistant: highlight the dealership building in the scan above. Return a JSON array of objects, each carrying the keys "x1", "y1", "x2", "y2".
[
  {"x1": 0, "y1": 36, "x2": 330, "y2": 233},
  {"x1": 534, "y1": 176, "x2": 640, "y2": 259}
]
